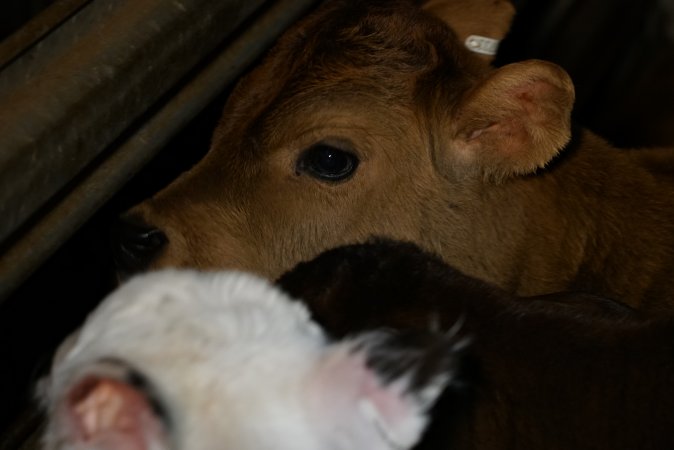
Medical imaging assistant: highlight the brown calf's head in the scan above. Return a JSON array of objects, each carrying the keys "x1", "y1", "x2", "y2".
[{"x1": 122, "y1": 0, "x2": 574, "y2": 283}]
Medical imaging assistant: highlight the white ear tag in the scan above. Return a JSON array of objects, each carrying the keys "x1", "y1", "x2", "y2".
[{"x1": 465, "y1": 35, "x2": 500, "y2": 56}]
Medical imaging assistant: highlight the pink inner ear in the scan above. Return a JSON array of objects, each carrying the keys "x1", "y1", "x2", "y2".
[
  {"x1": 308, "y1": 344, "x2": 428, "y2": 449},
  {"x1": 311, "y1": 348, "x2": 409, "y2": 422},
  {"x1": 465, "y1": 118, "x2": 528, "y2": 158},
  {"x1": 510, "y1": 78, "x2": 559, "y2": 122},
  {"x1": 65, "y1": 376, "x2": 162, "y2": 450}
]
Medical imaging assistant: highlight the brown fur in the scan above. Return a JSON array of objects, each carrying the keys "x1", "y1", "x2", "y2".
[
  {"x1": 277, "y1": 240, "x2": 674, "y2": 450},
  {"x1": 128, "y1": 0, "x2": 674, "y2": 310}
]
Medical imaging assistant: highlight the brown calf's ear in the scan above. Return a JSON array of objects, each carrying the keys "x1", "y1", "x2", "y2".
[
  {"x1": 447, "y1": 60, "x2": 575, "y2": 180},
  {"x1": 421, "y1": 0, "x2": 516, "y2": 61}
]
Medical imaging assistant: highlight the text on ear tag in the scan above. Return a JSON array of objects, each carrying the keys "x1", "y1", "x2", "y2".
[{"x1": 465, "y1": 35, "x2": 500, "y2": 56}]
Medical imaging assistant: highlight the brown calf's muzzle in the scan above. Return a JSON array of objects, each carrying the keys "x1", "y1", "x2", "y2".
[{"x1": 111, "y1": 212, "x2": 168, "y2": 279}]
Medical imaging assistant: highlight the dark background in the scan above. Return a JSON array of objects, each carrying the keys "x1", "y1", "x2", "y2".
[
  {"x1": 1, "y1": 0, "x2": 673, "y2": 442},
  {"x1": 0, "y1": 0, "x2": 55, "y2": 40}
]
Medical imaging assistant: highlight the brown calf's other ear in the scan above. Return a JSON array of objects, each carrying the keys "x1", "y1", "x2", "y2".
[
  {"x1": 421, "y1": 0, "x2": 516, "y2": 61},
  {"x1": 447, "y1": 60, "x2": 575, "y2": 180}
]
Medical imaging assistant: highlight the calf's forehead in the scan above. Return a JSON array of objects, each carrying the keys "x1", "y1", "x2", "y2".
[{"x1": 212, "y1": 0, "x2": 478, "y2": 151}]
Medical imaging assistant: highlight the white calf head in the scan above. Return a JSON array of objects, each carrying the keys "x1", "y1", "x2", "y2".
[{"x1": 40, "y1": 270, "x2": 460, "y2": 450}]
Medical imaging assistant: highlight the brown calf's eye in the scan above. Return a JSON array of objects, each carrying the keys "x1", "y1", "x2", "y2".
[{"x1": 296, "y1": 143, "x2": 359, "y2": 182}]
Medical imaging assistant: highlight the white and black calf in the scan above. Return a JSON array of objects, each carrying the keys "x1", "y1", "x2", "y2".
[{"x1": 40, "y1": 269, "x2": 462, "y2": 450}]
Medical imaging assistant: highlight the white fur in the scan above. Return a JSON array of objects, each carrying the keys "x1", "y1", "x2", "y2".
[{"x1": 43, "y1": 269, "x2": 444, "y2": 450}]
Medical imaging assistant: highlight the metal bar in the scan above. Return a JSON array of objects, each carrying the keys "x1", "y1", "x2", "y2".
[
  {"x1": 0, "y1": 0, "x2": 93, "y2": 70},
  {"x1": 0, "y1": 0, "x2": 268, "y2": 246},
  {"x1": 0, "y1": 0, "x2": 320, "y2": 303}
]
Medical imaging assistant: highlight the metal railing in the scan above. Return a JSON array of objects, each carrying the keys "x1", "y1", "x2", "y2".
[{"x1": 0, "y1": 0, "x2": 319, "y2": 302}]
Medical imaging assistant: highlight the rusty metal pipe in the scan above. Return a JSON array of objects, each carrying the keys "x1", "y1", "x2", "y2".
[
  {"x1": 0, "y1": 0, "x2": 319, "y2": 303},
  {"x1": 0, "y1": 0, "x2": 270, "y2": 246},
  {"x1": 0, "y1": 0, "x2": 93, "y2": 69}
]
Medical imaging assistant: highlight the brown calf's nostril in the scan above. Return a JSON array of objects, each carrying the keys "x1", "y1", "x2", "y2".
[{"x1": 110, "y1": 215, "x2": 168, "y2": 279}]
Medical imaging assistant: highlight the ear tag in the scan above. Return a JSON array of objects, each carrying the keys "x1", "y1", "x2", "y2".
[{"x1": 465, "y1": 35, "x2": 500, "y2": 56}]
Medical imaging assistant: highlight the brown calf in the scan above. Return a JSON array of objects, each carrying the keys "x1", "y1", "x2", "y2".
[
  {"x1": 122, "y1": 0, "x2": 674, "y2": 309},
  {"x1": 278, "y1": 239, "x2": 674, "y2": 450}
]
